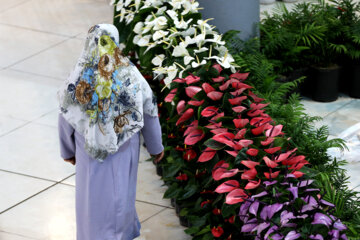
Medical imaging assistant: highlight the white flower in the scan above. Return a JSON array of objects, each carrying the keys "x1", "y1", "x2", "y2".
[
  {"x1": 118, "y1": 8, "x2": 126, "y2": 22},
  {"x1": 133, "y1": 22, "x2": 144, "y2": 34},
  {"x1": 181, "y1": 27, "x2": 196, "y2": 37},
  {"x1": 182, "y1": 1, "x2": 199, "y2": 15},
  {"x1": 205, "y1": 33, "x2": 226, "y2": 45},
  {"x1": 174, "y1": 17, "x2": 193, "y2": 29},
  {"x1": 151, "y1": 54, "x2": 165, "y2": 66},
  {"x1": 124, "y1": 0, "x2": 132, "y2": 7},
  {"x1": 133, "y1": 34, "x2": 151, "y2": 47},
  {"x1": 194, "y1": 47, "x2": 208, "y2": 54},
  {"x1": 205, "y1": 52, "x2": 235, "y2": 69},
  {"x1": 125, "y1": 13, "x2": 134, "y2": 24},
  {"x1": 192, "y1": 56, "x2": 207, "y2": 68},
  {"x1": 166, "y1": 10, "x2": 178, "y2": 21},
  {"x1": 153, "y1": 30, "x2": 169, "y2": 41},
  {"x1": 170, "y1": 0, "x2": 186, "y2": 9},
  {"x1": 163, "y1": 64, "x2": 178, "y2": 86},
  {"x1": 152, "y1": 16, "x2": 168, "y2": 30},
  {"x1": 172, "y1": 41, "x2": 189, "y2": 57},
  {"x1": 118, "y1": 43, "x2": 126, "y2": 51},
  {"x1": 115, "y1": 0, "x2": 125, "y2": 11},
  {"x1": 184, "y1": 56, "x2": 194, "y2": 65},
  {"x1": 156, "y1": 6, "x2": 167, "y2": 15}
]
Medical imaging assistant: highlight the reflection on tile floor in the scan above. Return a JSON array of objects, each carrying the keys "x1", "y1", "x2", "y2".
[{"x1": 0, "y1": 0, "x2": 358, "y2": 239}]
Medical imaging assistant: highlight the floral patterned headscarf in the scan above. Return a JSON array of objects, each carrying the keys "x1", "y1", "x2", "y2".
[{"x1": 58, "y1": 24, "x2": 158, "y2": 162}]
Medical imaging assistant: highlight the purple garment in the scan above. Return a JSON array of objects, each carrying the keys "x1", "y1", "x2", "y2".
[{"x1": 58, "y1": 113, "x2": 163, "y2": 240}]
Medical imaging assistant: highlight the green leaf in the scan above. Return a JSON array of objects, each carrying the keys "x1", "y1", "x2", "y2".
[{"x1": 204, "y1": 139, "x2": 226, "y2": 150}]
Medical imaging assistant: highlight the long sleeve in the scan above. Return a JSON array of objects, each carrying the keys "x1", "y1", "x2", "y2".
[
  {"x1": 58, "y1": 113, "x2": 76, "y2": 159},
  {"x1": 141, "y1": 113, "x2": 164, "y2": 155}
]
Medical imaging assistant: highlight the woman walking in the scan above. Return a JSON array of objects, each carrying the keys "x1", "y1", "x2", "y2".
[{"x1": 57, "y1": 23, "x2": 164, "y2": 240}]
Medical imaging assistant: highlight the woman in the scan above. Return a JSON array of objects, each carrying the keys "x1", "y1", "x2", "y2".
[{"x1": 57, "y1": 24, "x2": 164, "y2": 240}]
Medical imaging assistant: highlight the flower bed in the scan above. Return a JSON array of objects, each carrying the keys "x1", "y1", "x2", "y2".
[{"x1": 111, "y1": 0, "x2": 351, "y2": 239}]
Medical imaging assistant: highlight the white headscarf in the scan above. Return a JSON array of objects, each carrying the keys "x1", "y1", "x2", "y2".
[{"x1": 57, "y1": 24, "x2": 158, "y2": 162}]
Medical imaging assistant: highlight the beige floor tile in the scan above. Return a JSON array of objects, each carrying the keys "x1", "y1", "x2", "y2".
[
  {"x1": 0, "y1": 122, "x2": 75, "y2": 181},
  {"x1": 0, "y1": 116, "x2": 27, "y2": 136},
  {"x1": 61, "y1": 175, "x2": 75, "y2": 186},
  {"x1": 136, "y1": 201, "x2": 166, "y2": 223},
  {"x1": 0, "y1": 0, "x2": 113, "y2": 37},
  {"x1": 136, "y1": 208, "x2": 190, "y2": 240},
  {"x1": 11, "y1": 38, "x2": 83, "y2": 80},
  {"x1": 0, "y1": 0, "x2": 29, "y2": 13},
  {"x1": 0, "y1": 184, "x2": 76, "y2": 240},
  {"x1": 0, "y1": 24, "x2": 67, "y2": 68},
  {"x1": 136, "y1": 145, "x2": 172, "y2": 208},
  {"x1": 0, "y1": 171, "x2": 53, "y2": 212},
  {"x1": 0, "y1": 69, "x2": 60, "y2": 121},
  {"x1": 0, "y1": 231, "x2": 34, "y2": 240}
]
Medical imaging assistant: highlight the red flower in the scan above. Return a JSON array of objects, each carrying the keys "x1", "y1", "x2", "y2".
[
  {"x1": 212, "y1": 226, "x2": 224, "y2": 238},
  {"x1": 245, "y1": 179, "x2": 261, "y2": 189},
  {"x1": 227, "y1": 215, "x2": 236, "y2": 224},
  {"x1": 208, "y1": 91, "x2": 223, "y2": 101},
  {"x1": 232, "y1": 106, "x2": 247, "y2": 113},
  {"x1": 176, "y1": 100, "x2": 186, "y2": 115},
  {"x1": 210, "y1": 128, "x2": 228, "y2": 135},
  {"x1": 188, "y1": 99, "x2": 205, "y2": 106},
  {"x1": 201, "y1": 106, "x2": 219, "y2": 117},
  {"x1": 213, "y1": 168, "x2": 239, "y2": 181},
  {"x1": 219, "y1": 80, "x2": 232, "y2": 91},
  {"x1": 176, "y1": 173, "x2": 188, "y2": 181},
  {"x1": 215, "y1": 180, "x2": 239, "y2": 193},
  {"x1": 248, "y1": 90, "x2": 265, "y2": 103},
  {"x1": 183, "y1": 149, "x2": 197, "y2": 161},
  {"x1": 211, "y1": 112, "x2": 224, "y2": 121},
  {"x1": 266, "y1": 124, "x2": 284, "y2": 137},
  {"x1": 183, "y1": 120, "x2": 198, "y2": 136},
  {"x1": 251, "y1": 123, "x2": 271, "y2": 135},
  {"x1": 228, "y1": 96, "x2": 247, "y2": 105},
  {"x1": 241, "y1": 168, "x2": 257, "y2": 180},
  {"x1": 184, "y1": 129, "x2": 205, "y2": 145},
  {"x1": 176, "y1": 108, "x2": 194, "y2": 126},
  {"x1": 238, "y1": 139, "x2": 253, "y2": 148},
  {"x1": 261, "y1": 137, "x2": 275, "y2": 146},
  {"x1": 234, "y1": 129, "x2": 247, "y2": 140},
  {"x1": 167, "y1": 133, "x2": 176, "y2": 139},
  {"x1": 230, "y1": 88, "x2": 247, "y2": 97},
  {"x1": 198, "y1": 147, "x2": 216, "y2": 162},
  {"x1": 202, "y1": 82, "x2": 215, "y2": 93},
  {"x1": 231, "y1": 81, "x2": 252, "y2": 90},
  {"x1": 226, "y1": 188, "x2": 248, "y2": 204},
  {"x1": 292, "y1": 171, "x2": 304, "y2": 178},
  {"x1": 185, "y1": 75, "x2": 200, "y2": 85},
  {"x1": 225, "y1": 150, "x2": 238, "y2": 158},
  {"x1": 175, "y1": 145, "x2": 184, "y2": 151},
  {"x1": 246, "y1": 148, "x2": 259, "y2": 156},
  {"x1": 172, "y1": 77, "x2": 186, "y2": 83},
  {"x1": 250, "y1": 102, "x2": 270, "y2": 110},
  {"x1": 212, "y1": 64, "x2": 223, "y2": 74},
  {"x1": 200, "y1": 199, "x2": 212, "y2": 208},
  {"x1": 241, "y1": 160, "x2": 260, "y2": 169},
  {"x1": 230, "y1": 72, "x2": 249, "y2": 80},
  {"x1": 212, "y1": 76, "x2": 225, "y2": 82},
  {"x1": 164, "y1": 88, "x2": 177, "y2": 102},
  {"x1": 212, "y1": 132, "x2": 235, "y2": 148},
  {"x1": 264, "y1": 171, "x2": 280, "y2": 179},
  {"x1": 212, "y1": 208, "x2": 221, "y2": 215},
  {"x1": 264, "y1": 146, "x2": 282, "y2": 154},
  {"x1": 263, "y1": 156, "x2": 279, "y2": 168},
  {"x1": 185, "y1": 86, "x2": 202, "y2": 98},
  {"x1": 233, "y1": 118, "x2": 249, "y2": 128}
]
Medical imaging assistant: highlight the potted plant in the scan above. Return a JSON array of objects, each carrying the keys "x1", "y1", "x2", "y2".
[{"x1": 333, "y1": 0, "x2": 360, "y2": 98}]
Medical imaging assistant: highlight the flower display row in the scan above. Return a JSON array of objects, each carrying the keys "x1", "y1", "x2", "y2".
[{"x1": 111, "y1": 0, "x2": 349, "y2": 239}]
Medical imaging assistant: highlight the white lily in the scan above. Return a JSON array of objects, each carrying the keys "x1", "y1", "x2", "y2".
[
  {"x1": 184, "y1": 56, "x2": 194, "y2": 65},
  {"x1": 170, "y1": 0, "x2": 187, "y2": 9},
  {"x1": 125, "y1": 13, "x2": 134, "y2": 24},
  {"x1": 153, "y1": 30, "x2": 169, "y2": 41},
  {"x1": 174, "y1": 16, "x2": 193, "y2": 29},
  {"x1": 205, "y1": 33, "x2": 226, "y2": 45},
  {"x1": 165, "y1": 10, "x2": 178, "y2": 21},
  {"x1": 163, "y1": 64, "x2": 179, "y2": 86},
  {"x1": 181, "y1": 0, "x2": 199, "y2": 15},
  {"x1": 180, "y1": 27, "x2": 196, "y2": 37},
  {"x1": 205, "y1": 51, "x2": 235, "y2": 69},
  {"x1": 133, "y1": 34, "x2": 151, "y2": 47},
  {"x1": 124, "y1": 0, "x2": 133, "y2": 7},
  {"x1": 172, "y1": 41, "x2": 189, "y2": 57},
  {"x1": 151, "y1": 16, "x2": 168, "y2": 31},
  {"x1": 194, "y1": 47, "x2": 208, "y2": 54},
  {"x1": 115, "y1": 0, "x2": 125, "y2": 11},
  {"x1": 151, "y1": 54, "x2": 165, "y2": 66},
  {"x1": 156, "y1": 6, "x2": 167, "y2": 15},
  {"x1": 133, "y1": 22, "x2": 144, "y2": 34},
  {"x1": 191, "y1": 55, "x2": 207, "y2": 68}
]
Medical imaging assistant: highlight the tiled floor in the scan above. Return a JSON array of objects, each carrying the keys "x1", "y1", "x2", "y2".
[
  {"x1": 0, "y1": 1, "x2": 358, "y2": 240},
  {"x1": 0, "y1": 1, "x2": 188, "y2": 239}
]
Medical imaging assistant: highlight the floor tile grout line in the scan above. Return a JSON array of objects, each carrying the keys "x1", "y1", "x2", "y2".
[
  {"x1": 4, "y1": 36, "x2": 75, "y2": 69},
  {"x1": 0, "y1": 121, "x2": 32, "y2": 138},
  {"x1": 0, "y1": 22, "x2": 73, "y2": 38},
  {"x1": 135, "y1": 199, "x2": 174, "y2": 209},
  {"x1": 0, "y1": 168, "x2": 71, "y2": 184},
  {"x1": 0, "y1": 230, "x2": 40, "y2": 240},
  {"x1": 140, "y1": 207, "x2": 168, "y2": 224},
  {"x1": 0, "y1": 173, "x2": 75, "y2": 215},
  {"x1": 6, "y1": 68, "x2": 64, "y2": 81},
  {"x1": 0, "y1": 0, "x2": 31, "y2": 14},
  {"x1": 322, "y1": 99, "x2": 356, "y2": 119}
]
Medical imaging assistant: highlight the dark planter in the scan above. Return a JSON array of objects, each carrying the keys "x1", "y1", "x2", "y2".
[
  {"x1": 197, "y1": 0, "x2": 260, "y2": 41},
  {"x1": 155, "y1": 164, "x2": 163, "y2": 177},
  {"x1": 171, "y1": 198, "x2": 176, "y2": 207},
  {"x1": 179, "y1": 215, "x2": 190, "y2": 227},
  {"x1": 310, "y1": 65, "x2": 340, "y2": 102},
  {"x1": 348, "y1": 63, "x2": 360, "y2": 98},
  {"x1": 175, "y1": 201, "x2": 181, "y2": 216}
]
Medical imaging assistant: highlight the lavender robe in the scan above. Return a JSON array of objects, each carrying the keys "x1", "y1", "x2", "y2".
[{"x1": 58, "y1": 113, "x2": 163, "y2": 240}]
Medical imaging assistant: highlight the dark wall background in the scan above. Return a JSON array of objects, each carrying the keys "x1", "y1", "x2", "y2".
[{"x1": 197, "y1": 0, "x2": 260, "y2": 40}]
